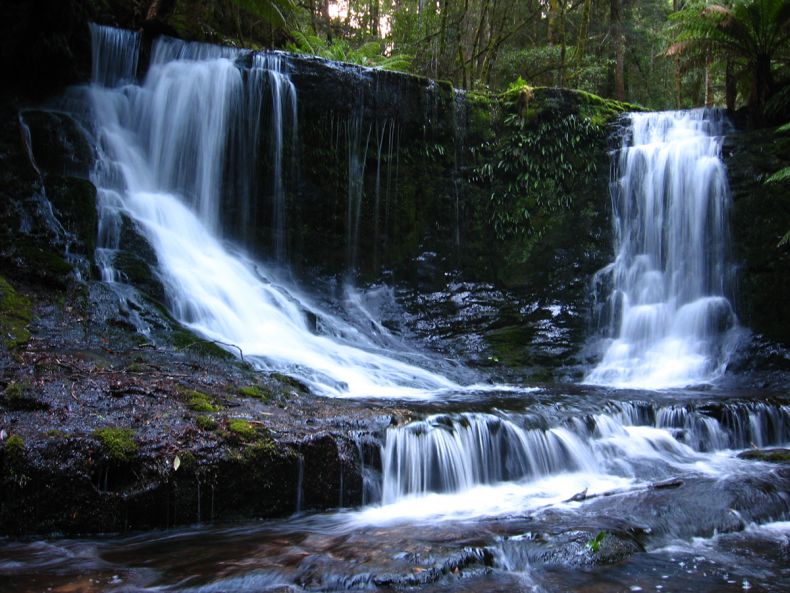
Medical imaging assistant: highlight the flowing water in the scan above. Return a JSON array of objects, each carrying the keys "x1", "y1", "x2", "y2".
[
  {"x1": 586, "y1": 110, "x2": 738, "y2": 389},
  {"x1": 87, "y1": 24, "x2": 469, "y2": 399},
  {"x1": 3, "y1": 25, "x2": 789, "y2": 593}
]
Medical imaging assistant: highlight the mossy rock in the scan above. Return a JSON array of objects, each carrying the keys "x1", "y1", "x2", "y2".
[
  {"x1": 738, "y1": 448, "x2": 790, "y2": 464},
  {"x1": 0, "y1": 276, "x2": 33, "y2": 349},
  {"x1": 196, "y1": 415, "x2": 218, "y2": 431},
  {"x1": 1, "y1": 381, "x2": 48, "y2": 411},
  {"x1": 21, "y1": 110, "x2": 95, "y2": 178},
  {"x1": 169, "y1": 326, "x2": 237, "y2": 360},
  {"x1": 270, "y1": 372, "x2": 310, "y2": 393},
  {"x1": 45, "y1": 175, "x2": 98, "y2": 257},
  {"x1": 93, "y1": 427, "x2": 138, "y2": 462},
  {"x1": 113, "y1": 251, "x2": 164, "y2": 302},
  {"x1": 3, "y1": 434, "x2": 25, "y2": 458},
  {"x1": 13, "y1": 239, "x2": 72, "y2": 287},
  {"x1": 178, "y1": 387, "x2": 221, "y2": 412},
  {"x1": 237, "y1": 385, "x2": 271, "y2": 401},
  {"x1": 226, "y1": 418, "x2": 258, "y2": 441}
]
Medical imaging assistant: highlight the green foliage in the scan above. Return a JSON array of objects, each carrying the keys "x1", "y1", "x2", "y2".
[
  {"x1": 766, "y1": 166, "x2": 790, "y2": 183},
  {"x1": 287, "y1": 31, "x2": 412, "y2": 71},
  {"x1": 473, "y1": 91, "x2": 604, "y2": 244},
  {"x1": 668, "y1": 0, "x2": 790, "y2": 118},
  {"x1": 587, "y1": 530, "x2": 606, "y2": 553},
  {"x1": 93, "y1": 428, "x2": 138, "y2": 462},
  {"x1": 0, "y1": 276, "x2": 33, "y2": 349},
  {"x1": 230, "y1": 0, "x2": 296, "y2": 28}
]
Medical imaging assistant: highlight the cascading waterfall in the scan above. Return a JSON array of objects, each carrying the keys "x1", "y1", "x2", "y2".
[
  {"x1": 377, "y1": 401, "x2": 790, "y2": 508},
  {"x1": 586, "y1": 110, "x2": 738, "y2": 389},
  {"x1": 260, "y1": 54, "x2": 297, "y2": 262},
  {"x1": 87, "y1": 25, "x2": 460, "y2": 398}
]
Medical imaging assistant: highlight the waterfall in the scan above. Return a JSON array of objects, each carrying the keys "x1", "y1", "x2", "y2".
[
  {"x1": 381, "y1": 414, "x2": 595, "y2": 503},
  {"x1": 378, "y1": 402, "x2": 790, "y2": 507},
  {"x1": 87, "y1": 26, "x2": 460, "y2": 398},
  {"x1": 89, "y1": 24, "x2": 140, "y2": 88},
  {"x1": 260, "y1": 54, "x2": 297, "y2": 262},
  {"x1": 586, "y1": 110, "x2": 738, "y2": 389}
]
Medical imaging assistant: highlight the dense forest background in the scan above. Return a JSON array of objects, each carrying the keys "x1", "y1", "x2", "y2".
[
  {"x1": 133, "y1": 0, "x2": 790, "y2": 123},
  {"x1": 3, "y1": 0, "x2": 788, "y2": 124}
]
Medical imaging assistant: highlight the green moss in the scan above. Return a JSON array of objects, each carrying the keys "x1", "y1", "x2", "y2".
[
  {"x1": 113, "y1": 252, "x2": 163, "y2": 299},
  {"x1": 241, "y1": 437, "x2": 277, "y2": 459},
  {"x1": 178, "y1": 387, "x2": 220, "y2": 412},
  {"x1": 227, "y1": 418, "x2": 257, "y2": 441},
  {"x1": 45, "y1": 429, "x2": 66, "y2": 438},
  {"x1": 2, "y1": 380, "x2": 47, "y2": 410},
  {"x1": 0, "y1": 276, "x2": 33, "y2": 349},
  {"x1": 170, "y1": 326, "x2": 236, "y2": 360},
  {"x1": 270, "y1": 372, "x2": 309, "y2": 393},
  {"x1": 15, "y1": 240, "x2": 72, "y2": 281},
  {"x1": 238, "y1": 385, "x2": 271, "y2": 401},
  {"x1": 176, "y1": 451, "x2": 197, "y2": 470},
  {"x1": 4, "y1": 434, "x2": 25, "y2": 456},
  {"x1": 93, "y1": 427, "x2": 138, "y2": 462},
  {"x1": 739, "y1": 448, "x2": 790, "y2": 463},
  {"x1": 196, "y1": 415, "x2": 218, "y2": 431}
]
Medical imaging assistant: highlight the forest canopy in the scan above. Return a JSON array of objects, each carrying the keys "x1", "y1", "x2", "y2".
[{"x1": 138, "y1": 1, "x2": 790, "y2": 122}]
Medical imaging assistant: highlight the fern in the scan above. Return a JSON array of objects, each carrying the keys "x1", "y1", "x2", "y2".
[{"x1": 766, "y1": 166, "x2": 790, "y2": 184}]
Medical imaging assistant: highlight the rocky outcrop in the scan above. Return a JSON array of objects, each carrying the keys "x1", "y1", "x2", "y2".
[{"x1": 724, "y1": 128, "x2": 790, "y2": 347}]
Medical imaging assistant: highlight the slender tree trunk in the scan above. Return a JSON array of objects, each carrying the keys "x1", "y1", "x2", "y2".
[
  {"x1": 725, "y1": 58, "x2": 736, "y2": 112},
  {"x1": 751, "y1": 54, "x2": 773, "y2": 126},
  {"x1": 145, "y1": 0, "x2": 162, "y2": 20},
  {"x1": 558, "y1": 1, "x2": 566, "y2": 86},
  {"x1": 610, "y1": 0, "x2": 625, "y2": 101},
  {"x1": 704, "y1": 50, "x2": 713, "y2": 107},
  {"x1": 548, "y1": 0, "x2": 559, "y2": 44},
  {"x1": 575, "y1": 0, "x2": 591, "y2": 62},
  {"x1": 675, "y1": 56, "x2": 682, "y2": 109}
]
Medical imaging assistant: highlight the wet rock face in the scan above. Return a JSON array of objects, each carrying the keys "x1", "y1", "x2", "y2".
[{"x1": 724, "y1": 128, "x2": 790, "y2": 347}]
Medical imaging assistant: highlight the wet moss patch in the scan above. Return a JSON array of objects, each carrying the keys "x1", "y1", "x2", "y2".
[
  {"x1": 739, "y1": 448, "x2": 790, "y2": 463},
  {"x1": 0, "y1": 276, "x2": 33, "y2": 349},
  {"x1": 196, "y1": 415, "x2": 218, "y2": 431},
  {"x1": 1, "y1": 380, "x2": 48, "y2": 411},
  {"x1": 238, "y1": 385, "x2": 271, "y2": 401},
  {"x1": 3, "y1": 434, "x2": 25, "y2": 457},
  {"x1": 177, "y1": 386, "x2": 221, "y2": 412},
  {"x1": 227, "y1": 418, "x2": 257, "y2": 441},
  {"x1": 93, "y1": 427, "x2": 138, "y2": 463}
]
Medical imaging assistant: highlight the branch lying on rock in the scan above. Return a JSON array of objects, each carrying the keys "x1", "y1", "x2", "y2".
[{"x1": 564, "y1": 478, "x2": 683, "y2": 503}]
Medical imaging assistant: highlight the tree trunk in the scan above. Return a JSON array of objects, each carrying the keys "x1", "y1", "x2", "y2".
[
  {"x1": 675, "y1": 56, "x2": 682, "y2": 109},
  {"x1": 558, "y1": 1, "x2": 566, "y2": 86},
  {"x1": 750, "y1": 54, "x2": 773, "y2": 126},
  {"x1": 725, "y1": 58, "x2": 736, "y2": 112},
  {"x1": 548, "y1": 0, "x2": 559, "y2": 44},
  {"x1": 575, "y1": 0, "x2": 591, "y2": 63},
  {"x1": 610, "y1": 0, "x2": 625, "y2": 101},
  {"x1": 704, "y1": 50, "x2": 713, "y2": 107}
]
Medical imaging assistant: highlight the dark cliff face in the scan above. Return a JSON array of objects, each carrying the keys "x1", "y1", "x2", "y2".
[{"x1": 723, "y1": 128, "x2": 790, "y2": 370}]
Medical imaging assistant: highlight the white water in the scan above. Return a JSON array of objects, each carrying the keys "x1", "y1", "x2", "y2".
[
  {"x1": 88, "y1": 25, "x2": 464, "y2": 398},
  {"x1": 587, "y1": 110, "x2": 738, "y2": 389},
  {"x1": 365, "y1": 401, "x2": 790, "y2": 522}
]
